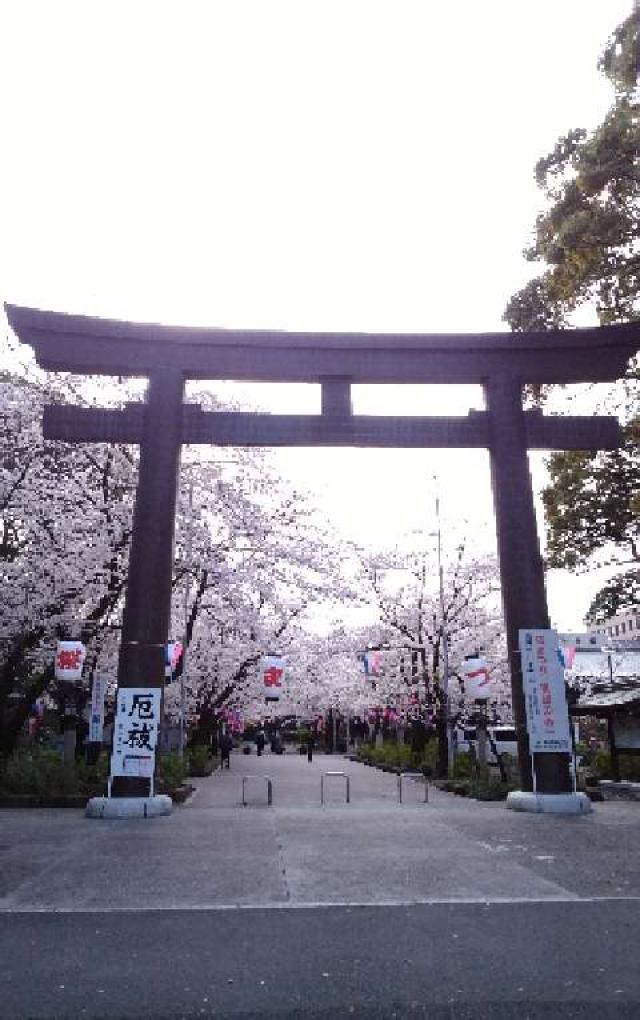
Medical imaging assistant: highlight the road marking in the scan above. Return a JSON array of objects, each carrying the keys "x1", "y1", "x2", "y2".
[{"x1": 2, "y1": 895, "x2": 640, "y2": 914}]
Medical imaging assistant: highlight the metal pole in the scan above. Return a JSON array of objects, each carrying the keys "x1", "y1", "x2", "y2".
[
  {"x1": 435, "y1": 488, "x2": 453, "y2": 774},
  {"x1": 179, "y1": 480, "x2": 193, "y2": 760}
]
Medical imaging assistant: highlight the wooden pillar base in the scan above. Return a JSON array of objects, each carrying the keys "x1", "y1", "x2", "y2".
[{"x1": 533, "y1": 752, "x2": 572, "y2": 793}]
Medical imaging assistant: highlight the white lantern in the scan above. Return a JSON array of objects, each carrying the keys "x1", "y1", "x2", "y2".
[
  {"x1": 54, "y1": 641, "x2": 86, "y2": 682},
  {"x1": 462, "y1": 656, "x2": 491, "y2": 700},
  {"x1": 260, "y1": 656, "x2": 285, "y2": 702}
]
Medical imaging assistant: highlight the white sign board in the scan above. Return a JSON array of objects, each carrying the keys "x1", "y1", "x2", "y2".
[
  {"x1": 519, "y1": 629, "x2": 572, "y2": 753},
  {"x1": 89, "y1": 674, "x2": 107, "y2": 743},
  {"x1": 110, "y1": 687, "x2": 161, "y2": 779}
]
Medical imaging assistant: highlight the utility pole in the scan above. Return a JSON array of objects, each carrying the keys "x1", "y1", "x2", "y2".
[{"x1": 435, "y1": 484, "x2": 454, "y2": 775}]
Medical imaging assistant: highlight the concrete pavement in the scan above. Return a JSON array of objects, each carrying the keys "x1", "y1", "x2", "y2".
[
  {"x1": 2, "y1": 751, "x2": 639, "y2": 911},
  {"x1": 1, "y1": 752, "x2": 639, "y2": 1017}
]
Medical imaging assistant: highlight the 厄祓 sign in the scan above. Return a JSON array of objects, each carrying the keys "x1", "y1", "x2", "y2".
[
  {"x1": 110, "y1": 688, "x2": 161, "y2": 778},
  {"x1": 519, "y1": 629, "x2": 571, "y2": 753}
]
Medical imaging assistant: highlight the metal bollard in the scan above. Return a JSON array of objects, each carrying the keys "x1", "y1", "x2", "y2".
[
  {"x1": 321, "y1": 771, "x2": 351, "y2": 805},
  {"x1": 242, "y1": 775, "x2": 273, "y2": 806},
  {"x1": 398, "y1": 772, "x2": 429, "y2": 804}
]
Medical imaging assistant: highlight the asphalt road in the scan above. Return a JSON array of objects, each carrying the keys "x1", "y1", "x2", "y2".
[{"x1": 1, "y1": 753, "x2": 639, "y2": 1018}]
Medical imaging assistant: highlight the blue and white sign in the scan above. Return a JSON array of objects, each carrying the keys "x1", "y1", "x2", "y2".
[
  {"x1": 89, "y1": 673, "x2": 107, "y2": 743},
  {"x1": 519, "y1": 629, "x2": 571, "y2": 753}
]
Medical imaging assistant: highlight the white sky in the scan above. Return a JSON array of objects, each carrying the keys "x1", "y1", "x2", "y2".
[{"x1": 0, "y1": 0, "x2": 633, "y2": 630}]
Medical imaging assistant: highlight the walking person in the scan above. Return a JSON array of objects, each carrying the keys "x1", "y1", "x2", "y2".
[
  {"x1": 255, "y1": 727, "x2": 265, "y2": 757},
  {"x1": 220, "y1": 730, "x2": 233, "y2": 769},
  {"x1": 307, "y1": 732, "x2": 314, "y2": 763}
]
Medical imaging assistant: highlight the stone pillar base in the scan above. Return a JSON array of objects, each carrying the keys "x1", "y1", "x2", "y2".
[
  {"x1": 86, "y1": 795, "x2": 172, "y2": 819},
  {"x1": 506, "y1": 791, "x2": 592, "y2": 815}
]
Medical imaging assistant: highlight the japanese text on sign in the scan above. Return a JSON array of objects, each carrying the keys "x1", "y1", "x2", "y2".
[
  {"x1": 518, "y1": 629, "x2": 571, "y2": 753},
  {"x1": 89, "y1": 674, "x2": 107, "y2": 743},
  {"x1": 110, "y1": 688, "x2": 161, "y2": 779}
]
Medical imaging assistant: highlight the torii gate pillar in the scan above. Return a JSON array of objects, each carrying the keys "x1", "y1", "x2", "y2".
[
  {"x1": 113, "y1": 368, "x2": 184, "y2": 796},
  {"x1": 485, "y1": 376, "x2": 561, "y2": 793}
]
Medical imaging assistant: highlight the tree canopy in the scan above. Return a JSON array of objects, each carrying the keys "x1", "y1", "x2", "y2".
[
  {"x1": 504, "y1": 8, "x2": 640, "y2": 623},
  {"x1": 0, "y1": 365, "x2": 354, "y2": 756}
]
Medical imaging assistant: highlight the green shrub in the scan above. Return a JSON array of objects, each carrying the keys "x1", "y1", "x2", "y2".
[
  {"x1": 437, "y1": 776, "x2": 512, "y2": 801},
  {"x1": 592, "y1": 751, "x2": 640, "y2": 782},
  {"x1": 357, "y1": 740, "x2": 424, "y2": 771},
  {"x1": 452, "y1": 752, "x2": 473, "y2": 779},
  {"x1": 0, "y1": 748, "x2": 81, "y2": 796},
  {"x1": 156, "y1": 753, "x2": 187, "y2": 790},
  {"x1": 473, "y1": 778, "x2": 513, "y2": 801},
  {"x1": 76, "y1": 751, "x2": 110, "y2": 793},
  {"x1": 418, "y1": 739, "x2": 439, "y2": 774},
  {"x1": 187, "y1": 745, "x2": 211, "y2": 773}
]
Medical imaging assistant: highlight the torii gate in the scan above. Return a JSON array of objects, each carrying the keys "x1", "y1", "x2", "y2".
[{"x1": 7, "y1": 303, "x2": 639, "y2": 811}]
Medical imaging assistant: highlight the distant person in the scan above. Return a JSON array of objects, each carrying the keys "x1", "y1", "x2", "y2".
[
  {"x1": 307, "y1": 733, "x2": 314, "y2": 763},
  {"x1": 255, "y1": 729, "x2": 266, "y2": 756},
  {"x1": 220, "y1": 731, "x2": 233, "y2": 769}
]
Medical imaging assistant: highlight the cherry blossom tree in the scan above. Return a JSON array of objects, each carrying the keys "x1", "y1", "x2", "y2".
[
  {"x1": 0, "y1": 366, "x2": 358, "y2": 756},
  {"x1": 354, "y1": 538, "x2": 509, "y2": 775}
]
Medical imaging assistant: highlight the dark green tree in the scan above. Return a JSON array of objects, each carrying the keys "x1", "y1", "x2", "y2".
[{"x1": 504, "y1": 8, "x2": 640, "y2": 624}]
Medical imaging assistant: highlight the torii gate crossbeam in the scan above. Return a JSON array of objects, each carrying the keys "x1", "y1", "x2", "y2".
[{"x1": 6, "y1": 303, "x2": 638, "y2": 805}]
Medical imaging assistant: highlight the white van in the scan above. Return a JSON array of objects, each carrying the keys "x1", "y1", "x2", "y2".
[{"x1": 455, "y1": 725, "x2": 518, "y2": 762}]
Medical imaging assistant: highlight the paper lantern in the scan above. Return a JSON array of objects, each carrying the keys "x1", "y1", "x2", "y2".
[
  {"x1": 54, "y1": 641, "x2": 86, "y2": 682},
  {"x1": 166, "y1": 642, "x2": 184, "y2": 669},
  {"x1": 260, "y1": 656, "x2": 285, "y2": 701},
  {"x1": 462, "y1": 656, "x2": 492, "y2": 700}
]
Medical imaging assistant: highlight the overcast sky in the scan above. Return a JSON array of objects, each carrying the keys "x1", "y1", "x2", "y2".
[{"x1": 0, "y1": 0, "x2": 632, "y2": 630}]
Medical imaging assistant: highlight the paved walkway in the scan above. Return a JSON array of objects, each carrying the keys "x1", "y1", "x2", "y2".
[
  {"x1": 2, "y1": 753, "x2": 640, "y2": 1017},
  {"x1": 1, "y1": 751, "x2": 639, "y2": 912}
]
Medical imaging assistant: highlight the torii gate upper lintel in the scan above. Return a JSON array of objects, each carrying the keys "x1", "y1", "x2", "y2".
[{"x1": 6, "y1": 302, "x2": 639, "y2": 801}]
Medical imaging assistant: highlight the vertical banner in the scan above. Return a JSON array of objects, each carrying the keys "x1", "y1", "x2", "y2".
[
  {"x1": 89, "y1": 673, "x2": 107, "y2": 743},
  {"x1": 358, "y1": 650, "x2": 382, "y2": 679},
  {"x1": 519, "y1": 629, "x2": 571, "y2": 753},
  {"x1": 54, "y1": 641, "x2": 86, "y2": 681},
  {"x1": 165, "y1": 642, "x2": 183, "y2": 679},
  {"x1": 110, "y1": 688, "x2": 161, "y2": 778},
  {"x1": 260, "y1": 656, "x2": 285, "y2": 701}
]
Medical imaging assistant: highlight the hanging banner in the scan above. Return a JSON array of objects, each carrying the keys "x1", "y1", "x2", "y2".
[
  {"x1": 89, "y1": 673, "x2": 107, "y2": 743},
  {"x1": 358, "y1": 650, "x2": 382, "y2": 678},
  {"x1": 110, "y1": 687, "x2": 162, "y2": 778},
  {"x1": 462, "y1": 656, "x2": 492, "y2": 700},
  {"x1": 519, "y1": 629, "x2": 572, "y2": 754},
  {"x1": 557, "y1": 644, "x2": 576, "y2": 670},
  {"x1": 54, "y1": 641, "x2": 86, "y2": 682},
  {"x1": 165, "y1": 642, "x2": 184, "y2": 679},
  {"x1": 260, "y1": 656, "x2": 285, "y2": 701}
]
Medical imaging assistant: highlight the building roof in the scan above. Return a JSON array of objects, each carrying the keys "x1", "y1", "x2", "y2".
[
  {"x1": 573, "y1": 687, "x2": 640, "y2": 716},
  {"x1": 568, "y1": 649, "x2": 640, "y2": 680}
]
